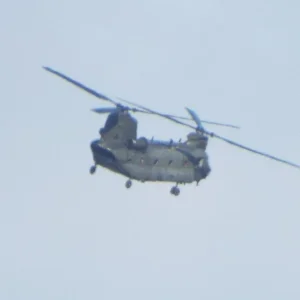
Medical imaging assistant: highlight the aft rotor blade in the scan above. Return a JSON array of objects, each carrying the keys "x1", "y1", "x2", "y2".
[
  {"x1": 118, "y1": 97, "x2": 240, "y2": 129},
  {"x1": 117, "y1": 97, "x2": 197, "y2": 129},
  {"x1": 43, "y1": 66, "x2": 120, "y2": 106},
  {"x1": 157, "y1": 113, "x2": 240, "y2": 129},
  {"x1": 185, "y1": 107, "x2": 205, "y2": 131},
  {"x1": 209, "y1": 131, "x2": 300, "y2": 169},
  {"x1": 120, "y1": 97, "x2": 300, "y2": 169},
  {"x1": 192, "y1": 120, "x2": 240, "y2": 129}
]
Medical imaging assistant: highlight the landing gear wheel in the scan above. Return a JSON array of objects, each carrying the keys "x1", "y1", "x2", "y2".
[
  {"x1": 90, "y1": 165, "x2": 96, "y2": 175},
  {"x1": 170, "y1": 186, "x2": 180, "y2": 196},
  {"x1": 125, "y1": 179, "x2": 132, "y2": 189}
]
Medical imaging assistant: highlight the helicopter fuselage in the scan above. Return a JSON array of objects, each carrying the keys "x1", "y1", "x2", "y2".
[{"x1": 90, "y1": 136, "x2": 211, "y2": 184}]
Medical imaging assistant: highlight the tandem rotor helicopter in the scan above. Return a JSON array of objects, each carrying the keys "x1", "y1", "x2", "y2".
[{"x1": 43, "y1": 66, "x2": 300, "y2": 196}]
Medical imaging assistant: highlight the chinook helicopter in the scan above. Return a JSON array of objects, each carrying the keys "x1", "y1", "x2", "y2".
[{"x1": 43, "y1": 66, "x2": 300, "y2": 196}]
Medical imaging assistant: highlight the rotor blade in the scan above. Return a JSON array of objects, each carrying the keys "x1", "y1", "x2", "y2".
[
  {"x1": 43, "y1": 66, "x2": 120, "y2": 106},
  {"x1": 156, "y1": 113, "x2": 240, "y2": 129},
  {"x1": 120, "y1": 97, "x2": 300, "y2": 169},
  {"x1": 185, "y1": 107, "x2": 205, "y2": 131},
  {"x1": 118, "y1": 97, "x2": 240, "y2": 129},
  {"x1": 208, "y1": 131, "x2": 300, "y2": 169},
  {"x1": 117, "y1": 97, "x2": 197, "y2": 129},
  {"x1": 190, "y1": 119, "x2": 240, "y2": 129},
  {"x1": 43, "y1": 67, "x2": 240, "y2": 129},
  {"x1": 92, "y1": 105, "x2": 163, "y2": 116},
  {"x1": 91, "y1": 107, "x2": 117, "y2": 114}
]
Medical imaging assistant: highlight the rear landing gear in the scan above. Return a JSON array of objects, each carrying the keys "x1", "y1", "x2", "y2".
[
  {"x1": 125, "y1": 179, "x2": 132, "y2": 189},
  {"x1": 170, "y1": 185, "x2": 180, "y2": 196},
  {"x1": 89, "y1": 165, "x2": 96, "y2": 174}
]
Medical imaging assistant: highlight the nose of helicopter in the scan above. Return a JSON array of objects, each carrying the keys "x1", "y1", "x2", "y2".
[
  {"x1": 90, "y1": 139, "x2": 116, "y2": 164},
  {"x1": 90, "y1": 139, "x2": 100, "y2": 151}
]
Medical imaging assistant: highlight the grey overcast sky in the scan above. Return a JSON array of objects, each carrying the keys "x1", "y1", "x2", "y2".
[{"x1": 1, "y1": 0, "x2": 300, "y2": 299}]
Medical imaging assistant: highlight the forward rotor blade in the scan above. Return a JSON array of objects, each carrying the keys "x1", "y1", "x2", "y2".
[
  {"x1": 91, "y1": 107, "x2": 117, "y2": 114},
  {"x1": 91, "y1": 105, "x2": 164, "y2": 116},
  {"x1": 43, "y1": 67, "x2": 240, "y2": 129},
  {"x1": 209, "y1": 131, "x2": 300, "y2": 169},
  {"x1": 43, "y1": 66, "x2": 120, "y2": 106},
  {"x1": 118, "y1": 97, "x2": 240, "y2": 129}
]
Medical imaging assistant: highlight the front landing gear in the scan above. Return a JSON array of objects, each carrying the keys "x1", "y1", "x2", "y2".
[
  {"x1": 125, "y1": 179, "x2": 132, "y2": 189},
  {"x1": 89, "y1": 165, "x2": 96, "y2": 175},
  {"x1": 170, "y1": 185, "x2": 180, "y2": 196}
]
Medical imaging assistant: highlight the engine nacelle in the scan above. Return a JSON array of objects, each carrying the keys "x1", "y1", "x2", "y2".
[
  {"x1": 186, "y1": 132, "x2": 208, "y2": 150},
  {"x1": 127, "y1": 137, "x2": 148, "y2": 151}
]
